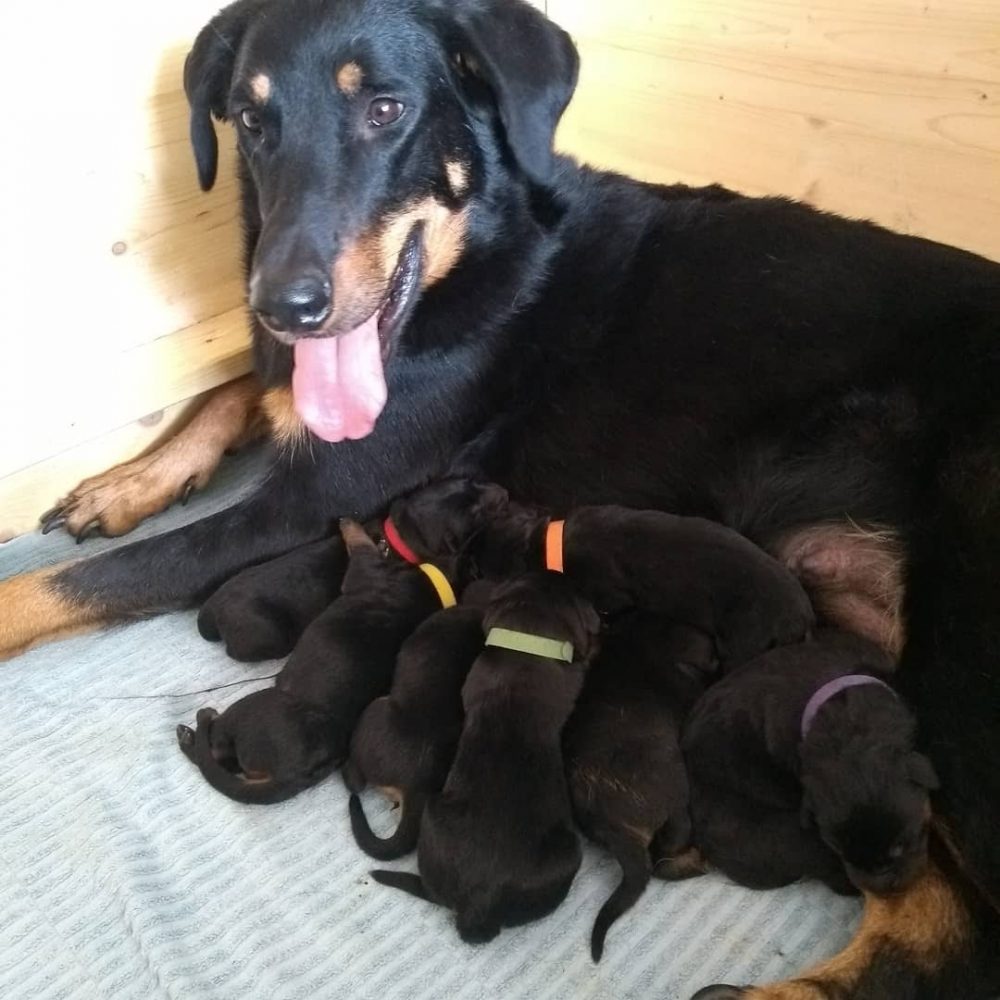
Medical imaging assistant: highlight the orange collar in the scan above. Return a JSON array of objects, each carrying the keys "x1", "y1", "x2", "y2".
[{"x1": 545, "y1": 520, "x2": 565, "y2": 573}]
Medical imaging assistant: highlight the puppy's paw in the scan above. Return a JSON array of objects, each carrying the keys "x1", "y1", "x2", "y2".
[
  {"x1": 195, "y1": 707, "x2": 220, "y2": 727},
  {"x1": 177, "y1": 724, "x2": 197, "y2": 760}
]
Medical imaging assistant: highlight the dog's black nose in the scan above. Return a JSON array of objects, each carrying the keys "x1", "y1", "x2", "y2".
[{"x1": 250, "y1": 274, "x2": 332, "y2": 335}]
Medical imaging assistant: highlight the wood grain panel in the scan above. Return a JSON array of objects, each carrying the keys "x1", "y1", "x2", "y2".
[{"x1": 551, "y1": 0, "x2": 1000, "y2": 262}]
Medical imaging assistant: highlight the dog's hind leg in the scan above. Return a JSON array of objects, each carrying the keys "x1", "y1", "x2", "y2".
[
  {"x1": 0, "y1": 459, "x2": 330, "y2": 660},
  {"x1": 690, "y1": 855, "x2": 992, "y2": 1000},
  {"x1": 40, "y1": 375, "x2": 265, "y2": 540}
]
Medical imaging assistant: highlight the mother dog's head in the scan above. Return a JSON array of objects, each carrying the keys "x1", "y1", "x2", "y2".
[{"x1": 185, "y1": 0, "x2": 578, "y2": 442}]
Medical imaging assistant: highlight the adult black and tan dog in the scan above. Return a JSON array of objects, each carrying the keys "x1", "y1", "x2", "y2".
[{"x1": 2, "y1": 0, "x2": 999, "y2": 994}]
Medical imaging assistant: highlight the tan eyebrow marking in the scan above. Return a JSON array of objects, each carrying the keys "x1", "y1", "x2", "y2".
[
  {"x1": 336, "y1": 61, "x2": 363, "y2": 96},
  {"x1": 250, "y1": 73, "x2": 271, "y2": 102}
]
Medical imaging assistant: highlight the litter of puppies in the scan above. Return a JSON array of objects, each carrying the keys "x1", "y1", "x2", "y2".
[{"x1": 178, "y1": 476, "x2": 932, "y2": 961}]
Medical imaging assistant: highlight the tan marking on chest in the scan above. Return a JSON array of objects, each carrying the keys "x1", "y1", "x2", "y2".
[{"x1": 262, "y1": 386, "x2": 307, "y2": 449}]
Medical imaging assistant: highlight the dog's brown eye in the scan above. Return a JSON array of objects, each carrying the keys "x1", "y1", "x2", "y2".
[
  {"x1": 240, "y1": 108, "x2": 263, "y2": 134},
  {"x1": 368, "y1": 98, "x2": 405, "y2": 127}
]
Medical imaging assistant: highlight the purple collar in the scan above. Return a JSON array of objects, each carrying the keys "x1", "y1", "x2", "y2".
[{"x1": 800, "y1": 674, "x2": 895, "y2": 741}]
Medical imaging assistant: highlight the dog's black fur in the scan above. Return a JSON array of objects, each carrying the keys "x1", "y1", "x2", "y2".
[
  {"x1": 563, "y1": 612, "x2": 715, "y2": 961},
  {"x1": 345, "y1": 603, "x2": 486, "y2": 859},
  {"x1": 7, "y1": 0, "x2": 998, "y2": 990},
  {"x1": 683, "y1": 629, "x2": 937, "y2": 895},
  {"x1": 176, "y1": 520, "x2": 449, "y2": 801},
  {"x1": 371, "y1": 571, "x2": 601, "y2": 942},
  {"x1": 391, "y1": 478, "x2": 814, "y2": 669}
]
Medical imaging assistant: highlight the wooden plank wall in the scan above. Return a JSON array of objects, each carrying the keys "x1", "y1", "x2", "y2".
[
  {"x1": 553, "y1": 0, "x2": 1000, "y2": 262},
  {"x1": 1, "y1": 0, "x2": 997, "y2": 539}
]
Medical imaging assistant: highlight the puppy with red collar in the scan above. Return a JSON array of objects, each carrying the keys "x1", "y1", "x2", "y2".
[{"x1": 177, "y1": 519, "x2": 460, "y2": 803}]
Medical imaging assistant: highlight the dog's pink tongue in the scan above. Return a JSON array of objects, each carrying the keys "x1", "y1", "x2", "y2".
[{"x1": 292, "y1": 313, "x2": 387, "y2": 442}]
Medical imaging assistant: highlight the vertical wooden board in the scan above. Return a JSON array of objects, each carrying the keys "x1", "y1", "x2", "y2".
[
  {"x1": 550, "y1": 0, "x2": 1000, "y2": 262},
  {"x1": 0, "y1": 1, "x2": 249, "y2": 476}
]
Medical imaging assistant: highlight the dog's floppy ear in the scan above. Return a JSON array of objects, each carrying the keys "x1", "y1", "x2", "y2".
[
  {"x1": 184, "y1": 0, "x2": 261, "y2": 191},
  {"x1": 906, "y1": 752, "x2": 940, "y2": 792},
  {"x1": 450, "y1": 0, "x2": 579, "y2": 185}
]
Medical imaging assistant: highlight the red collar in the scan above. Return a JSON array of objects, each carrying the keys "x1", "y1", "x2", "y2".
[{"x1": 383, "y1": 518, "x2": 421, "y2": 565}]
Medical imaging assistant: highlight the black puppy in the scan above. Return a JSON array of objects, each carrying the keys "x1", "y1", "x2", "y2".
[
  {"x1": 345, "y1": 603, "x2": 486, "y2": 859},
  {"x1": 683, "y1": 628, "x2": 938, "y2": 895},
  {"x1": 177, "y1": 520, "x2": 456, "y2": 802},
  {"x1": 563, "y1": 612, "x2": 715, "y2": 961},
  {"x1": 197, "y1": 535, "x2": 348, "y2": 662},
  {"x1": 389, "y1": 478, "x2": 814, "y2": 670},
  {"x1": 372, "y1": 571, "x2": 601, "y2": 942}
]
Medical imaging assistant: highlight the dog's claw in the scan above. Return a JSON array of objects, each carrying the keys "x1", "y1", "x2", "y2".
[
  {"x1": 41, "y1": 515, "x2": 68, "y2": 535},
  {"x1": 76, "y1": 520, "x2": 103, "y2": 544},
  {"x1": 690, "y1": 987, "x2": 747, "y2": 999},
  {"x1": 39, "y1": 504, "x2": 67, "y2": 528},
  {"x1": 180, "y1": 478, "x2": 196, "y2": 506}
]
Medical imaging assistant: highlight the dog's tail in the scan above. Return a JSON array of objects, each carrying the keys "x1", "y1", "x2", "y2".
[
  {"x1": 370, "y1": 869, "x2": 430, "y2": 901},
  {"x1": 349, "y1": 791, "x2": 425, "y2": 860},
  {"x1": 176, "y1": 714, "x2": 306, "y2": 806},
  {"x1": 591, "y1": 832, "x2": 652, "y2": 962}
]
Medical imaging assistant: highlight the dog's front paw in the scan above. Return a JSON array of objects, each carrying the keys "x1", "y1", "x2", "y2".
[{"x1": 195, "y1": 707, "x2": 220, "y2": 726}]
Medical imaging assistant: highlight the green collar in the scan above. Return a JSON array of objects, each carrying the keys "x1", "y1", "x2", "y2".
[{"x1": 484, "y1": 627, "x2": 574, "y2": 663}]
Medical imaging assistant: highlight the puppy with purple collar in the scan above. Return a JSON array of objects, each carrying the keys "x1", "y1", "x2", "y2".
[{"x1": 682, "y1": 628, "x2": 938, "y2": 896}]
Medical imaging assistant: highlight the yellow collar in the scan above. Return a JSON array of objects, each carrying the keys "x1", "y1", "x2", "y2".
[{"x1": 418, "y1": 563, "x2": 457, "y2": 608}]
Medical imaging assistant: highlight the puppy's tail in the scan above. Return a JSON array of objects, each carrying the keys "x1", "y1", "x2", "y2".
[
  {"x1": 370, "y1": 869, "x2": 430, "y2": 902},
  {"x1": 349, "y1": 792, "x2": 426, "y2": 860},
  {"x1": 591, "y1": 833, "x2": 652, "y2": 963}
]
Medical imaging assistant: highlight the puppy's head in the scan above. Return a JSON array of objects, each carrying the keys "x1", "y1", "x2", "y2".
[
  {"x1": 802, "y1": 711, "x2": 938, "y2": 895},
  {"x1": 388, "y1": 477, "x2": 509, "y2": 567}
]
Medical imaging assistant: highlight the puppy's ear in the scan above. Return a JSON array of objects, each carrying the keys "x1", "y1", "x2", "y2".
[
  {"x1": 906, "y1": 752, "x2": 940, "y2": 792},
  {"x1": 470, "y1": 481, "x2": 510, "y2": 520},
  {"x1": 448, "y1": 0, "x2": 579, "y2": 185},
  {"x1": 184, "y1": 0, "x2": 261, "y2": 190}
]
